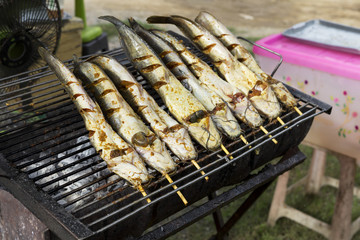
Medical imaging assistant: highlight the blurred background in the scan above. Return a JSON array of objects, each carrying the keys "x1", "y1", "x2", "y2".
[{"x1": 62, "y1": 0, "x2": 360, "y2": 49}]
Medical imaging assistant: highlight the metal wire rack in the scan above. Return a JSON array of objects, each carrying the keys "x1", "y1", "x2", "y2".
[{"x1": 0, "y1": 34, "x2": 331, "y2": 239}]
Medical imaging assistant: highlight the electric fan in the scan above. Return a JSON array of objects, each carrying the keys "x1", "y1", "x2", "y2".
[{"x1": 0, "y1": 0, "x2": 62, "y2": 78}]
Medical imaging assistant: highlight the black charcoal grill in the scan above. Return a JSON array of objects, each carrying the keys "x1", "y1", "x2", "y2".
[{"x1": 0, "y1": 35, "x2": 332, "y2": 240}]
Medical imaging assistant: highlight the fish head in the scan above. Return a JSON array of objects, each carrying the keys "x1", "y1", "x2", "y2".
[
  {"x1": 248, "y1": 81, "x2": 281, "y2": 120},
  {"x1": 110, "y1": 159, "x2": 150, "y2": 187},
  {"x1": 230, "y1": 93, "x2": 264, "y2": 128},
  {"x1": 243, "y1": 103, "x2": 264, "y2": 128},
  {"x1": 186, "y1": 113, "x2": 221, "y2": 151},
  {"x1": 271, "y1": 81, "x2": 297, "y2": 109},
  {"x1": 211, "y1": 104, "x2": 242, "y2": 140},
  {"x1": 133, "y1": 137, "x2": 177, "y2": 174},
  {"x1": 163, "y1": 125, "x2": 198, "y2": 161}
]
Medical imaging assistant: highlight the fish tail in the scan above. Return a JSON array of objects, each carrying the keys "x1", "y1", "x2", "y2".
[
  {"x1": 98, "y1": 15, "x2": 126, "y2": 27},
  {"x1": 128, "y1": 17, "x2": 140, "y2": 30},
  {"x1": 72, "y1": 54, "x2": 87, "y2": 84},
  {"x1": 37, "y1": 47, "x2": 50, "y2": 62},
  {"x1": 72, "y1": 54, "x2": 80, "y2": 69},
  {"x1": 147, "y1": 16, "x2": 173, "y2": 24}
]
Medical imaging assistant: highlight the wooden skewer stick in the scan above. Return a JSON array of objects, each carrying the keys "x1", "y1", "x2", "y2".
[
  {"x1": 294, "y1": 106, "x2": 303, "y2": 116},
  {"x1": 191, "y1": 160, "x2": 209, "y2": 181},
  {"x1": 138, "y1": 185, "x2": 151, "y2": 203},
  {"x1": 221, "y1": 144, "x2": 233, "y2": 160},
  {"x1": 165, "y1": 174, "x2": 188, "y2": 205},
  {"x1": 240, "y1": 135, "x2": 252, "y2": 148},
  {"x1": 276, "y1": 117, "x2": 285, "y2": 126},
  {"x1": 260, "y1": 126, "x2": 278, "y2": 144},
  {"x1": 276, "y1": 117, "x2": 288, "y2": 129}
]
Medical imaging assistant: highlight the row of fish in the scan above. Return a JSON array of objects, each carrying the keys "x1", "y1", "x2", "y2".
[
  {"x1": 39, "y1": 48, "x2": 150, "y2": 187},
  {"x1": 39, "y1": 11, "x2": 298, "y2": 189},
  {"x1": 194, "y1": 12, "x2": 297, "y2": 109}
]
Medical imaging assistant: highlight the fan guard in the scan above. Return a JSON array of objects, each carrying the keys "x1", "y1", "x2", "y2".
[{"x1": 0, "y1": 0, "x2": 62, "y2": 78}]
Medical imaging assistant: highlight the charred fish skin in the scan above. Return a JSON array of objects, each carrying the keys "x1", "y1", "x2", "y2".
[
  {"x1": 152, "y1": 30, "x2": 264, "y2": 128},
  {"x1": 38, "y1": 47, "x2": 149, "y2": 187},
  {"x1": 99, "y1": 16, "x2": 222, "y2": 151},
  {"x1": 196, "y1": 11, "x2": 297, "y2": 109},
  {"x1": 147, "y1": 15, "x2": 281, "y2": 120},
  {"x1": 266, "y1": 77, "x2": 298, "y2": 109},
  {"x1": 129, "y1": 18, "x2": 241, "y2": 140},
  {"x1": 195, "y1": 11, "x2": 267, "y2": 80},
  {"x1": 89, "y1": 55, "x2": 198, "y2": 161},
  {"x1": 147, "y1": 15, "x2": 256, "y2": 94},
  {"x1": 73, "y1": 59, "x2": 177, "y2": 175}
]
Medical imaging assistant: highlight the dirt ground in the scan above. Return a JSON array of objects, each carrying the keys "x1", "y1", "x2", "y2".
[{"x1": 64, "y1": 0, "x2": 360, "y2": 39}]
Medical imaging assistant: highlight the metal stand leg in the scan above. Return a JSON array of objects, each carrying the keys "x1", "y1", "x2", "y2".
[
  {"x1": 139, "y1": 148, "x2": 306, "y2": 240},
  {"x1": 211, "y1": 180, "x2": 274, "y2": 240},
  {"x1": 208, "y1": 192, "x2": 228, "y2": 240},
  {"x1": 211, "y1": 149, "x2": 299, "y2": 239}
]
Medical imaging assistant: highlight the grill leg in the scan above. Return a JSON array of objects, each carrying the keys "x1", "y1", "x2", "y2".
[
  {"x1": 212, "y1": 180, "x2": 274, "y2": 240},
  {"x1": 208, "y1": 192, "x2": 228, "y2": 240}
]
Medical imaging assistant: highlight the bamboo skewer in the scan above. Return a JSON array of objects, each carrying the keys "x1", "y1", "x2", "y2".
[
  {"x1": 276, "y1": 117, "x2": 285, "y2": 126},
  {"x1": 276, "y1": 116, "x2": 288, "y2": 129},
  {"x1": 259, "y1": 126, "x2": 278, "y2": 144},
  {"x1": 165, "y1": 174, "x2": 188, "y2": 205},
  {"x1": 191, "y1": 160, "x2": 209, "y2": 181},
  {"x1": 221, "y1": 144, "x2": 234, "y2": 160},
  {"x1": 138, "y1": 185, "x2": 151, "y2": 203},
  {"x1": 294, "y1": 106, "x2": 303, "y2": 116},
  {"x1": 240, "y1": 135, "x2": 252, "y2": 148}
]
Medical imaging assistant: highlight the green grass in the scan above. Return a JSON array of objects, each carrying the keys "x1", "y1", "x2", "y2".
[{"x1": 167, "y1": 145, "x2": 360, "y2": 240}]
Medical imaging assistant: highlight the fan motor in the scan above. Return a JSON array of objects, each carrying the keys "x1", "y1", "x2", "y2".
[{"x1": 0, "y1": 33, "x2": 33, "y2": 68}]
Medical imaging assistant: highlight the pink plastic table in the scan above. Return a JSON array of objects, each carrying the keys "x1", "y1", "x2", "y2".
[
  {"x1": 254, "y1": 34, "x2": 360, "y2": 240},
  {"x1": 254, "y1": 34, "x2": 360, "y2": 161}
]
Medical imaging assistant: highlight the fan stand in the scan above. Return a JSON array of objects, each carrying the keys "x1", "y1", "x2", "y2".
[{"x1": 75, "y1": 0, "x2": 108, "y2": 55}]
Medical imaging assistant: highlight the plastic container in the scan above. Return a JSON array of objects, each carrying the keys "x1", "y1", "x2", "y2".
[{"x1": 253, "y1": 34, "x2": 360, "y2": 160}]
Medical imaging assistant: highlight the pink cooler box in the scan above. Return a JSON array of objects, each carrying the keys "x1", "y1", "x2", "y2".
[{"x1": 254, "y1": 34, "x2": 360, "y2": 160}]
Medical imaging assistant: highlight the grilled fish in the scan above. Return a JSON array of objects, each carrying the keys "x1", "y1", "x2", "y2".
[
  {"x1": 147, "y1": 15, "x2": 281, "y2": 120},
  {"x1": 88, "y1": 55, "x2": 197, "y2": 161},
  {"x1": 264, "y1": 77, "x2": 297, "y2": 109},
  {"x1": 152, "y1": 30, "x2": 264, "y2": 128},
  {"x1": 38, "y1": 47, "x2": 149, "y2": 187},
  {"x1": 73, "y1": 58, "x2": 177, "y2": 175},
  {"x1": 99, "y1": 16, "x2": 222, "y2": 151},
  {"x1": 195, "y1": 11, "x2": 297, "y2": 109},
  {"x1": 129, "y1": 18, "x2": 241, "y2": 139}
]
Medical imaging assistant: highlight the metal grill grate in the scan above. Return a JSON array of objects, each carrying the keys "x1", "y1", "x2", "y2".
[{"x1": 0, "y1": 35, "x2": 332, "y2": 239}]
